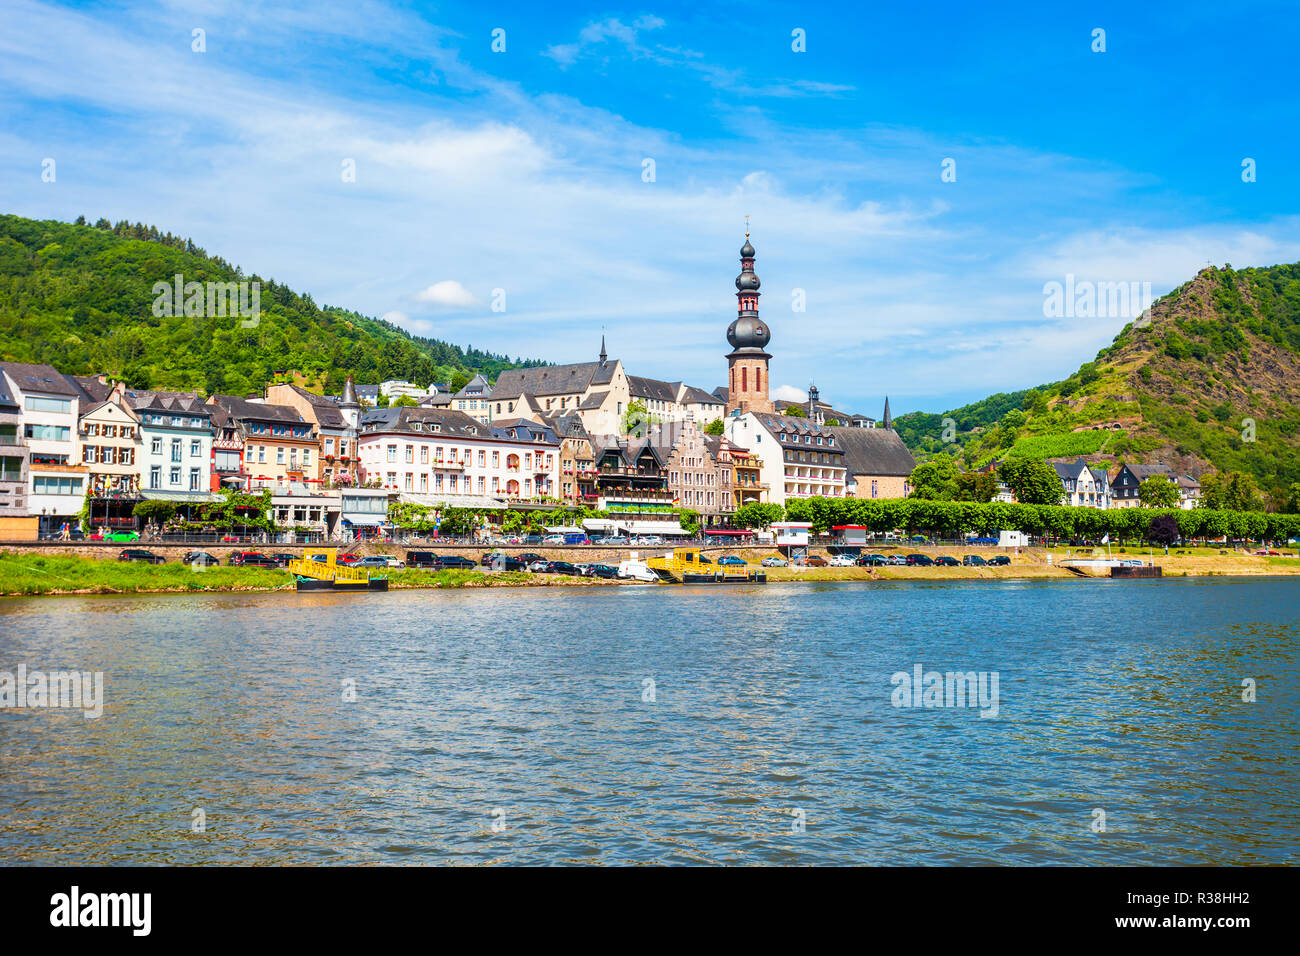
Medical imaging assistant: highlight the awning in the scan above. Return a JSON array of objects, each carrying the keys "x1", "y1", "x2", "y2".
[
  {"x1": 623, "y1": 521, "x2": 690, "y2": 536},
  {"x1": 398, "y1": 493, "x2": 507, "y2": 509},
  {"x1": 582, "y1": 518, "x2": 617, "y2": 532},
  {"x1": 142, "y1": 490, "x2": 221, "y2": 503},
  {"x1": 545, "y1": 525, "x2": 585, "y2": 534},
  {"x1": 341, "y1": 515, "x2": 384, "y2": 526}
]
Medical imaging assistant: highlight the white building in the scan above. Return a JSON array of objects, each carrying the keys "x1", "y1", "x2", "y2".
[
  {"x1": 724, "y1": 411, "x2": 847, "y2": 505},
  {"x1": 125, "y1": 392, "x2": 215, "y2": 501},
  {"x1": 358, "y1": 406, "x2": 560, "y2": 502},
  {"x1": 380, "y1": 380, "x2": 426, "y2": 401},
  {"x1": 0, "y1": 363, "x2": 85, "y2": 533},
  {"x1": 1049, "y1": 458, "x2": 1112, "y2": 509}
]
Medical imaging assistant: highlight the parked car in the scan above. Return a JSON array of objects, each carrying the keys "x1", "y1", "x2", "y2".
[
  {"x1": 182, "y1": 550, "x2": 221, "y2": 566},
  {"x1": 406, "y1": 550, "x2": 438, "y2": 568},
  {"x1": 516, "y1": 552, "x2": 544, "y2": 565},
  {"x1": 795, "y1": 555, "x2": 828, "y2": 568},
  {"x1": 270, "y1": 553, "x2": 299, "y2": 567},
  {"x1": 602, "y1": 536, "x2": 629, "y2": 545},
  {"x1": 564, "y1": 532, "x2": 590, "y2": 545},
  {"x1": 359, "y1": 555, "x2": 404, "y2": 569},
  {"x1": 522, "y1": 534, "x2": 544, "y2": 546},
  {"x1": 761, "y1": 556, "x2": 787, "y2": 567},
  {"x1": 118, "y1": 549, "x2": 165, "y2": 564},
  {"x1": 905, "y1": 553, "x2": 934, "y2": 566},
  {"x1": 336, "y1": 553, "x2": 362, "y2": 566},
  {"x1": 228, "y1": 551, "x2": 270, "y2": 566},
  {"x1": 886, "y1": 554, "x2": 907, "y2": 566},
  {"x1": 967, "y1": 536, "x2": 998, "y2": 545},
  {"x1": 586, "y1": 564, "x2": 619, "y2": 579},
  {"x1": 542, "y1": 534, "x2": 567, "y2": 545},
  {"x1": 828, "y1": 554, "x2": 857, "y2": 567},
  {"x1": 857, "y1": 553, "x2": 887, "y2": 566},
  {"x1": 908, "y1": 535, "x2": 930, "y2": 544},
  {"x1": 988, "y1": 555, "x2": 1011, "y2": 566},
  {"x1": 962, "y1": 554, "x2": 987, "y2": 566},
  {"x1": 718, "y1": 555, "x2": 749, "y2": 566},
  {"x1": 526, "y1": 559, "x2": 550, "y2": 572},
  {"x1": 434, "y1": 555, "x2": 477, "y2": 570},
  {"x1": 934, "y1": 556, "x2": 960, "y2": 567},
  {"x1": 482, "y1": 553, "x2": 526, "y2": 571},
  {"x1": 91, "y1": 530, "x2": 140, "y2": 543},
  {"x1": 542, "y1": 561, "x2": 581, "y2": 576}
]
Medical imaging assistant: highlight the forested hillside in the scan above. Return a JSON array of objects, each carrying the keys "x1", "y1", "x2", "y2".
[{"x1": 0, "y1": 214, "x2": 541, "y2": 395}]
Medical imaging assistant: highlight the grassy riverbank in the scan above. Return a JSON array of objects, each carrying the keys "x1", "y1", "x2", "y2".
[
  {"x1": 0, "y1": 553, "x2": 620, "y2": 596},
  {"x1": 3, "y1": 548, "x2": 1298, "y2": 596}
]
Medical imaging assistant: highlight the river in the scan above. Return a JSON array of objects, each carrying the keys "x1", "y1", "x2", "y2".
[{"x1": 1, "y1": 577, "x2": 1297, "y2": 864}]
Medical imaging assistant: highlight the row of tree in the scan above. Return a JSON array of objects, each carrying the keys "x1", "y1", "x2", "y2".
[{"x1": 730, "y1": 495, "x2": 1300, "y2": 543}]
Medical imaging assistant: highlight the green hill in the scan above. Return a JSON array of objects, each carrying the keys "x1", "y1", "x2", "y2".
[
  {"x1": 895, "y1": 262, "x2": 1300, "y2": 501},
  {"x1": 0, "y1": 214, "x2": 542, "y2": 396}
]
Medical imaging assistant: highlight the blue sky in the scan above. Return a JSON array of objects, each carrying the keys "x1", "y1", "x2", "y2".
[{"x1": 2, "y1": 0, "x2": 1298, "y2": 415}]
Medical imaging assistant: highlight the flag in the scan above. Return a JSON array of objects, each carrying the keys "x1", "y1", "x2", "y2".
[{"x1": 1101, "y1": 534, "x2": 1110, "y2": 544}]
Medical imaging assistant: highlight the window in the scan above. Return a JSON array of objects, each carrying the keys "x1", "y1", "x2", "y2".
[
  {"x1": 33, "y1": 476, "x2": 83, "y2": 495},
  {"x1": 24, "y1": 396, "x2": 71, "y2": 413},
  {"x1": 302, "y1": 449, "x2": 310, "y2": 468},
  {"x1": 405, "y1": 445, "x2": 414, "y2": 463},
  {"x1": 419, "y1": 474, "x2": 428, "y2": 492},
  {"x1": 190, "y1": 468, "x2": 201, "y2": 491},
  {"x1": 169, "y1": 467, "x2": 181, "y2": 485},
  {"x1": 170, "y1": 438, "x2": 181, "y2": 462},
  {"x1": 325, "y1": 437, "x2": 334, "y2": 453},
  {"x1": 24, "y1": 424, "x2": 70, "y2": 441},
  {"x1": 420, "y1": 446, "x2": 428, "y2": 464},
  {"x1": 191, "y1": 439, "x2": 201, "y2": 457},
  {"x1": 258, "y1": 446, "x2": 266, "y2": 463},
  {"x1": 387, "y1": 444, "x2": 397, "y2": 463},
  {"x1": 276, "y1": 447, "x2": 285, "y2": 464},
  {"x1": 150, "y1": 466, "x2": 161, "y2": 488},
  {"x1": 478, "y1": 450, "x2": 485, "y2": 467},
  {"x1": 492, "y1": 451, "x2": 499, "y2": 467}
]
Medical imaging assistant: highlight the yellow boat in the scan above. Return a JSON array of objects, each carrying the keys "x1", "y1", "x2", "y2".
[
  {"x1": 286, "y1": 548, "x2": 389, "y2": 592},
  {"x1": 645, "y1": 547, "x2": 766, "y2": 584}
]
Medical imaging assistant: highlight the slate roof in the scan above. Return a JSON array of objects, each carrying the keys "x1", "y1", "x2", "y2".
[
  {"x1": 0, "y1": 362, "x2": 79, "y2": 397},
  {"x1": 70, "y1": 375, "x2": 116, "y2": 405},
  {"x1": 489, "y1": 420, "x2": 560, "y2": 444},
  {"x1": 490, "y1": 360, "x2": 618, "y2": 399},
  {"x1": 579, "y1": 390, "x2": 610, "y2": 410},
  {"x1": 360, "y1": 406, "x2": 486, "y2": 438},
  {"x1": 712, "y1": 386, "x2": 729, "y2": 402},
  {"x1": 628, "y1": 376, "x2": 678, "y2": 404},
  {"x1": 283, "y1": 385, "x2": 346, "y2": 427},
  {"x1": 125, "y1": 390, "x2": 213, "y2": 417},
  {"x1": 826, "y1": 425, "x2": 915, "y2": 476},
  {"x1": 207, "y1": 395, "x2": 304, "y2": 424},
  {"x1": 681, "y1": 385, "x2": 723, "y2": 406},
  {"x1": 453, "y1": 373, "x2": 491, "y2": 397},
  {"x1": 752, "y1": 413, "x2": 846, "y2": 456}
]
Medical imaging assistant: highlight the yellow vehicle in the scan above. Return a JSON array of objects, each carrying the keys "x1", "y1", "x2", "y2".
[
  {"x1": 286, "y1": 548, "x2": 389, "y2": 592},
  {"x1": 645, "y1": 547, "x2": 766, "y2": 584}
]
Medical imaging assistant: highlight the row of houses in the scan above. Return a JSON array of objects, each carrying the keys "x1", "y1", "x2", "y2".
[
  {"x1": 986, "y1": 457, "x2": 1202, "y2": 510},
  {"x1": 0, "y1": 360, "x2": 916, "y2": 538}
]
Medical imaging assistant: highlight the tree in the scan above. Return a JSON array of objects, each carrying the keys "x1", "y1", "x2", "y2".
[
  {"x1": 732, "y1": 502, "x2": 783, "y2": 529},
  {"x1": 1138, "y1": 474, "x2": 1180, "y2": 508},
  {"x1": 391, "y1": 395, "x2": 419, "y2": 407},
  {"x1": 449, "y1": 370, "x2": 471, "y2": 393},
  {"x1": 1148, "y1": 513, "x2": 1180, "y2": 550},
  {"x1": 998, "y1": 458, "x2": 1063, "y2": 505},
  {"x1": 678, "y1": 508, "x2": 700, "y2": 535},
  {"x1": 954, "y1": 471, "x2": 998, "y2": 503},
  {"x1": 703, "y1": 418, "x2": 725, "y2": 436},
  {"x1": 1200, "y1": 471, "x2": 1264, "y2": 512},
  {"x1": 908, "y1": 455, "x2": 959, "y2": 500},
  {"x1": 784, "y1": 405, "x2": 806, "y2": 417},
  {"x1": 133, "y1": 500, "x2": 177, "y2": 524}
]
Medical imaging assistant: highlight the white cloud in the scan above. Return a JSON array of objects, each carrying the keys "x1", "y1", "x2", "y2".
[
  {"x1": 414, "y1": 281, "x2": 479, "y2": 308},
  {"x1": 772, "y1": 385, "x2": 808, "y2": 403},
  {"x1": 380, "y1": 310, "x2": 409, "y2": 324}
]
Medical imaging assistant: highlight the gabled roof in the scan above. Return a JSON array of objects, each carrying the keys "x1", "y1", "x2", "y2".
[
  {"x1": 360, "y1": 405, "x2": 486, "y2": 438},
  {"x1": 282, "y1": 384, "x2": 346, "y2": 427},
  {"x1": 826, "y1": 425, "x2": 914, "y2": 477},
  {"x1": 207, "y1": 394, "x2": 303, "y2": 424},
  {"x1": 0, "y1": 362, "x2": 79, "y2": 397},
  {"x1": 712, "y1": 386, "x2": 729, "y2": 402},
  {"x1": 453, "y1": 373, "x2": 491, "y2": 397},
  {"x1": 490, "y1": 360, "x2": 618, "y2": 399},
  {"x1": 489, "y1": 420, "x2": 559, "y2": 444},
  {"x1": 540, "y1": 412, "x2": 591, "y2": 444},
  {"x1": 125, "y1": 389, "x2": 212, "y2": 417},
  {"x1": 628, "y1": 375, "x2": 678, "y2": 404},
  {"x1": 680, "y1": 385, "x2": 723, "y2": 405},
  {"x1": 579, "y1": 389, "x2": 610, "y2": 410}
]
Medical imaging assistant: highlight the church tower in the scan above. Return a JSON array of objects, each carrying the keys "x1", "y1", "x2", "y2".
[{"x1": 725, "y1": 227, "x2": 773, "y2": 414}]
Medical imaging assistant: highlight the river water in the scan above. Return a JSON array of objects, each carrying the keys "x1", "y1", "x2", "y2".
[{"x1": 0, "y1": 577, "x2": 1296, "y2": 865}]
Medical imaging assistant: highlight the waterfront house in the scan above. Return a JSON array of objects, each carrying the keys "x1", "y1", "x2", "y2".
[
  {"x1": 125, "y1": 390, "x2": 216, "y2": 508},
  {"x1": 207, "y1": 395, "x2": 317, "y2": 491},
  {"x1": 723, "y1": 410, "x2": 847, "y2": 506},
  {"x1": 1049, "y1": 458, "x2": 1113, "y2": 509},
  {"x1": 1111, "y1": 463, "x2": 1199, "y2": 509},
  {"x1": 0, "y1": 362, "x2": 86, "y2": 534},
  {"x1": 265, "y1": 382, "x2": 358, "y2": 487},
  {"x1": 829, "y1": 424, "x2": 915, "y2": 500},
  {"x1": 488, "y1": 341, "x2": 629, "y2": 433},
  {"x1": 76, "y1": 382, "x2": 142, "y2": 530},
  {"x1": 0, "y1": 371, "x2": 29, "y2": 520}
]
